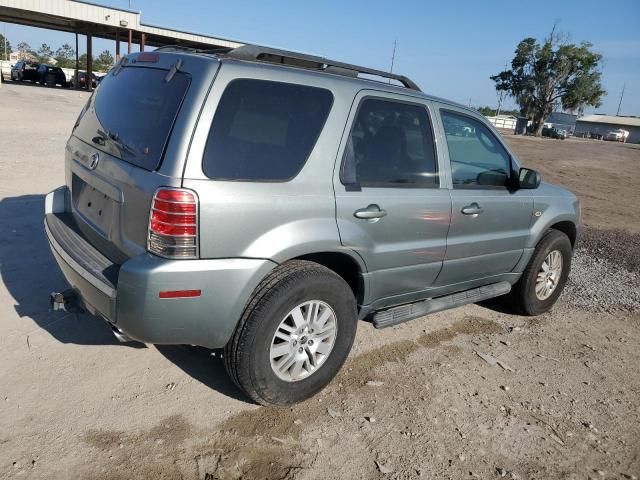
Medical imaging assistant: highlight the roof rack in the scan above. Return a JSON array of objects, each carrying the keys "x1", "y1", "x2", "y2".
[
  {"x1": 224, "y1": 45, "x2": 421, "y2": 91},
  {"x1": 153, "y1": 44, "x2": 421, "y2": 91},
  {"x1": 154, "y1": 45, "x2": 234, "y2": 55}
]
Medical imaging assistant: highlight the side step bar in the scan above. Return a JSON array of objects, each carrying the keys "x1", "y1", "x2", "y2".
[{"x1": 372, "y1": 281, "x2": 511, "y2": 329}]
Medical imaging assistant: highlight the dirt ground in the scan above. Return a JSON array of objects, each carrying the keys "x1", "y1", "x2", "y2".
[
  {"x1": 504, "y1": 134, "x2": 640, "y2": 234},
  {"x1": 0, "y1": 82, "x2": 639, "y2": 480}
]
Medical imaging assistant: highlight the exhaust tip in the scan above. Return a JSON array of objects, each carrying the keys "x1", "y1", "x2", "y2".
[{"x1": 109, "y1": 323, "x2": 133, "y2": 343}]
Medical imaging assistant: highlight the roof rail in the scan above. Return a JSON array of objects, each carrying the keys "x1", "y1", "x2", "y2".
[
  {"x1": 154, "y1": 45, "x2": 234, "y2": 54},
  {"x1": 224, "y1": 45, "x2": 421, "y2": 91}
]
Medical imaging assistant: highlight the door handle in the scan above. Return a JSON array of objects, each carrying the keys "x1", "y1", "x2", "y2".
[
  {"x1": 354, "y1": 204, "x2": 387, "y2": 220},
  {"x1": 461, "y1": 203, "x2": 483, "y2": 216}
]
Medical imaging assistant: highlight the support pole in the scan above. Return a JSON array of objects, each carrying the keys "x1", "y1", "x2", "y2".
[
  {"x1": 128, "y1": 29, "x2": 132, "y2": 54},
  {"x1": 140, "y1": 33, "x2": 145, "y2": 52},
  {"x1": 115, "y1": 28, "x2": 120, "y2": 62},
  {"x1": 74, "y1": 33, "x2": 79, "y2": 89},
  {"x1": 86, "y1": 32, "x2": 93, "y2": 92}
]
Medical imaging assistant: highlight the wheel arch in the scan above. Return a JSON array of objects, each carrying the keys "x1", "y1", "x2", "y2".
[
  {"x1": 549, "y1": 220, "x2": 578, "y2": 248},
  {"x1": 291, "y1": 251, "x2": 366, "y2": 306}
]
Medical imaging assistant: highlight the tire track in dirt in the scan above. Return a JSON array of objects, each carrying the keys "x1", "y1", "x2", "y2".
[{"x1": 77, "y1": 316, "x2": 502, "y2": 480}]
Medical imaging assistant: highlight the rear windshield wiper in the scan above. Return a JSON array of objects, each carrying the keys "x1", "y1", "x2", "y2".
[{"x1": 94, "y1": 129, "x2": 137, "y2": 157}]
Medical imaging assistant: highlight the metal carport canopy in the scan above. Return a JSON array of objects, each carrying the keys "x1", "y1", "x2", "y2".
[{"x1": 0, "y1": 0, "x2": 244, "y2": 50}]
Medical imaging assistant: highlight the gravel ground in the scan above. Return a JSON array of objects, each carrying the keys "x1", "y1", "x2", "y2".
[
  {"x1": 578, "y1": 228, "x2": 640, "y2": 274},
  {"x1": 564, "y1": 228, "x2": 640, "y2": 312},
  {"x1": 0, "y1": 83, "x2": 639, "y2": 480}
]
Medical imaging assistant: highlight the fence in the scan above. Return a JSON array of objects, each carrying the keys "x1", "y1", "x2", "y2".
[{"x1": 486, "y1": 115, "x2": 517, "y2": 131}]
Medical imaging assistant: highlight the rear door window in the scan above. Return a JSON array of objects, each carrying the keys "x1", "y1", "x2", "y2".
[
  {"x1": 73, "y1": 66, "x2": 191, "y2": 171},
  {"x1": 340, "y1": 97, "x2": 438, "y2": 188},
  {"x1": 202, "y1": 79, "x2": 333, "y2": 181}
]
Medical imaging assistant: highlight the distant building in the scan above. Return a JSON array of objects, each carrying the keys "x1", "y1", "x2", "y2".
[
  {"x1": 574, "y1": 115, "x2": 640, "y2": 144},
  {"x1": 9, "y1": 51, "x2": 38, "y2": 63}
]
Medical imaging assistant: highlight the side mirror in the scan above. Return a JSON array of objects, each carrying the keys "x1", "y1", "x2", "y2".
[{"x1": 518, "y1": 167, "x2": 541, "y2": 189}]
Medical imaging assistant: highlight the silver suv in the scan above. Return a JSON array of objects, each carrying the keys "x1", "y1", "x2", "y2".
[{"x1": 45, "y1": 45, "x2": 580, "y2": 405}]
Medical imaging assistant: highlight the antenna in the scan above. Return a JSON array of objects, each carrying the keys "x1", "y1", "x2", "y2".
[
  {"x1": 616, "y1": 83, "x2": 625, "y2": 116},
  {"x1": 389, "y1": 39, "x2": 397, "y2": 83}
]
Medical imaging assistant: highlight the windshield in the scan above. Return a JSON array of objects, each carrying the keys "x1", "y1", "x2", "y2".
[{"x1": 73, "y1": 66, "x2": 191, "y2": 171}]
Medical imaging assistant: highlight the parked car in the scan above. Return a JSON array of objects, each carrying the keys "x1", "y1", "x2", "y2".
[
  {"x1": 37, "y1": 65, "x2": 69, "y2": 87},
  {"x1": 604, "y1": 129, "x2": 629, "y2": 142},
  {"x1": 1, "y1": 60, "x2": 13, "y2": 82},
  {"x1": 44, "y1": 46, "x2": 580, "y2": 406},
  {"x1": 71, "y1": 71, "x2": 97, "y2": 89},
  {"x1": 95, "y1": 73, "x2": 107, "y2": 85},
  {"x1": 554, "y1": 128, "x2": 568, "y2": 139},
  {"x1": 542, "y1": 125, "x2": 567, "y2": 139},
  {"x1": 10, "y1": 60, "x2": 39, "y2": 82}
]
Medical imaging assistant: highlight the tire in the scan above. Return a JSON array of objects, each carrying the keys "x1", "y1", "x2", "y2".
[
  {"x1": 509, "y1": 229, "x2": 573, "y2": 316},
  {"x1": 224, "y1": 260, "x2": 358, "y2": 406}
]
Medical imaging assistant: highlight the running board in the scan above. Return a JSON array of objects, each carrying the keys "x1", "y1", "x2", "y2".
[{"x1": 372, "y1": 281, "x2": 511, "y2": 329}]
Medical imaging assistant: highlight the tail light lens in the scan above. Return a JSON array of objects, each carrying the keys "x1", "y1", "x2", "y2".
[{"x1": 148, "y1": 188, "x2": 198, "y2": 259}]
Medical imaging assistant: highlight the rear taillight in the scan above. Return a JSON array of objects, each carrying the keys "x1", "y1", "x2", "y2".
[{"x1": 148, "y1": 188, "x2": 198, "y2": 259}]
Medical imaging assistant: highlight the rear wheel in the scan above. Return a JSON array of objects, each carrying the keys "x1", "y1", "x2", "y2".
[
  {"x1": 509, "y1": 229, "x2": 572, "y2": 315},
  {"x1": 224, "y1": 260, "x2": 357, "y2": 406}
]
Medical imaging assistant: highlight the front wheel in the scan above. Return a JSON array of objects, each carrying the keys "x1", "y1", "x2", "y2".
[
  {"x1": 509, "y1": 229, "x2": 573, "y2": 315},
  {"x1": 224, "y1": 261, "x2": 357, "y2": 406}
]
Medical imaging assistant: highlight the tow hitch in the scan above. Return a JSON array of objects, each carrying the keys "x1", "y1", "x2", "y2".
[
  {"x1": 48, "y1": 289, "x2": 135, "y2": 343},
  {"x1": 49, "y1": 289, "x2": 76, "y2": 311}
]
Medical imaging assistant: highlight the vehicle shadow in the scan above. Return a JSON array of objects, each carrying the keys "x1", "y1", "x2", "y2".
[
  {"x1": 0, "y1": 194, "x2": 140, "y2": 346},
  {"x1": 477, "y1": 297, "x2": 519, "y2": 315},
  {"x1": 2, "y1": 79, "x2": 85, "y2": 91},
  {"x1": 156, "y1": 345, "x2": 252, "y2": 404},
  {"x1": 2, "y1": 79, "x2": 46, "y2": 89},
  {"x1": 0, "y1": 194, "x2": 257, "y2": 400}
]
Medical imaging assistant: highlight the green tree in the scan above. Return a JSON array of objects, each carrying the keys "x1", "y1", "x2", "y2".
[
  {"x1": 0, "y1": 33, "x2": 12, "y2": 60},
  {"x1": 93, "y1": 50, "x2": 114, "y2": 72},
  {"x1": 36, "y1": 43, "x2": 54, "y2": 63},
  {"x1": 77, "y1": 53, "x2": 87, "y2": 70},
  {"x1": 491, "y1": 32, "x2": 605, "y2": 136},
  {"x1": 477, "y1": 106, "x2": 496, "y2": 116},
  {"x1": 16, "y1": 41, "x2": 32, "y2": 60},
  {"x1": 477, "y1": 106, "x2": 522, "y2": 117},
  {"x1": 54, "y1": 43, "x2": 76, "y2": 69}
]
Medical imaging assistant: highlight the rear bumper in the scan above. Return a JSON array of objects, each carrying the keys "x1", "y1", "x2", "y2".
[{"x1": 45, "y1": 186, "x2": 276, "y2": 348}]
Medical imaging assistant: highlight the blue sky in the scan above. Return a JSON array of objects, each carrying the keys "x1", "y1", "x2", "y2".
[{"x1": 3, "y1": 0, "x2": 639, "y2": 115}]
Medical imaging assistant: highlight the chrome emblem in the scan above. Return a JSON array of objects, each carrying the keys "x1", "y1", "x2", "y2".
[{"x1": 89, "y1": 152, "x2": 100, "y2": 170}]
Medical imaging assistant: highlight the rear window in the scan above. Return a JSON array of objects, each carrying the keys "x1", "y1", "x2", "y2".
[
  {"x1": 202, "y1": 79, "x2": 333, "y2": 181},
  {"x1": 73, "y1": 66, "x2": 191, "y2": 171}
]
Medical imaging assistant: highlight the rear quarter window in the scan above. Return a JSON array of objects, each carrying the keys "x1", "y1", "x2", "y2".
[{"x1": 202, "y1": 79, "x2": 333, "y2": 181}]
